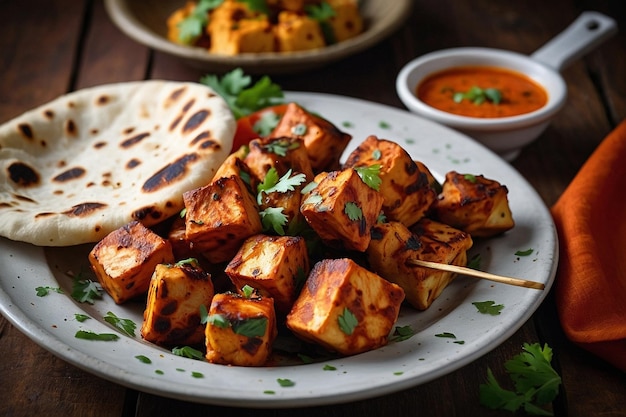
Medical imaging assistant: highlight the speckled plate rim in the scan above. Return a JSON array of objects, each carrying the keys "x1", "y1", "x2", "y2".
[{"x1": 0, "y1": 92, "x2": 558, "y2": 408}]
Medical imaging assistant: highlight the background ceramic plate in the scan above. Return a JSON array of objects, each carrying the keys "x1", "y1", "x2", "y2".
[
  {"x1": 103, "y1": 0, "x2": 413, "y2": 74},
  {"x1": 0, "y1": 92, "x2": 558, "y2": 408}
]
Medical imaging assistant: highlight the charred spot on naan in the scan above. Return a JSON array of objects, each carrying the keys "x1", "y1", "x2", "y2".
[
  {"x1": 8, "y1": 161, "x2": 40, "y2": 187},
  {"x1": 120, "y1": 132, "x2": 151, "y2": 148},
  {"x1": 63, "y1": 202, "x2": 107, "y2": 217},
  {"x1": 18, "y1": 123, "x2": 34, "y2": 140},
  {"x1": 53, "y1": 167, "x2": 86, "y2": 182},
  {"x1": 142, "y1": 153, "x2": 200, "y2": 193}
]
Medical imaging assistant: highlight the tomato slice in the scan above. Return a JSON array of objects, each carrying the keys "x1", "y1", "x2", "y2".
[{"x1": 231, "y1": 104, "x2": 290, "y2": 152}]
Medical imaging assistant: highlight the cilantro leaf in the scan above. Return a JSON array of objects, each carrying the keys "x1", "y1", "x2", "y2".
[
  {"x1": 103, "y1": 311, "x2": 136, "y2": 337},
  {"x1": 207, "y1": 314, "x2": 229, "y2": 328},
  {"x1": 200, "y1": 68, "x2": 284, "y2": 119},
  {"x1": 473, "y1": 300, "x2": 505, "y2": 316},
  {"x1": 35, "y1": 286, "x2": 63, "y2": 297},
  {"x1": 71, "y1": 274, "x2": 102, "y2": 304},
  {"x1": 354, "y1": 164, "x2": 382, "y2": 191},
  {"x1": 516, "y1": 248, "x2": 534, "y2": 256},
  {"x1": 75, "y1": 330, "x2": 119, "y2": 341},
  {"x1": 232, "y1": 317, "x2": 268, "y2": 338},
  {"x1": 260, "y1": 206, "x2": 289, "y2": 235},
  {"x1": 480, "y1": 343, "x2": 561, "y2": 415},
  {"x1": 344, "y1": 201, "x2": 363, "y2": 221},
  {"x1": 172, "y1": 346, "x2": 205, "y2": 361},
  {"x1": 177, "y1": 0, "x2": 223, "y2": 44},
  {"x1": 277, "y1": 378, "x2": 296, "y2": 387},
  {"x1": 390, "y1": 325, "x2": 416, "y2": 342},
  {"x1": 257, "y1": 168, "x2": 307, "y2": 205},
  {"x1": 337, "y1": 307, "x2": 358, "y2": 335}
]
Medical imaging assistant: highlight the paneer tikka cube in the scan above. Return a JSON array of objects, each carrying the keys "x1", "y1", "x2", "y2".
[
  {"x1": 286, "y1": 258, "x2": 404, "y2": 356},
  {"x1": 141, "y1": 260, "x2": 214, "y2": 346},
  {"x1": 88, "y1": 221, "x2": 175, "y2": 304},
  {"x1": 225, "y1": 234, "x2": 309, "y2": 314}
]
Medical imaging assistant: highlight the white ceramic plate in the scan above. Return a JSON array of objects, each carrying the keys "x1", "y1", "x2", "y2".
[
  {"x1": 104, "y1": 0, "x2": 413, "y2": 74},
  {"x1": 0, "y1": 92, "x2": 558, "y2": 408}
]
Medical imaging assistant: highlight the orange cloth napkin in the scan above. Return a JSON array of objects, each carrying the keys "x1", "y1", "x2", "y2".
[{"x1": 551, "y1": 119, "x2": 626, "y2": 372}]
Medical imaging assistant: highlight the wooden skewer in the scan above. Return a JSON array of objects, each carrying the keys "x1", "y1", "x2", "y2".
[{"x1": 407, "y1": 259, "x2": 545, "y2": 290}]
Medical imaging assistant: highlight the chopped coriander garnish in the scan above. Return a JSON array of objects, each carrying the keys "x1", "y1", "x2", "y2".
[
  {"x1": 207, "y1": 314, "x2": 229, "y2": 328},
  {"x1": 241, "y1": 284, "x2": 255, "y2": 298},
  {"x1": 200, "y1": 68, "x2": 284, "y2": 119},
  {"x1": 103, "y1": 311, "x2": 136, "y2": 337},
  {"x1": 35, "y1": 286, "x2": 63, "y2": 297},
  {"x1": 71, "y1": 273, "x2": 102, "y2": 304},
  {"x1": 344, "y1": 201, "x2": 363, "y2": 221},
  {"x1": 232, "y1": 317, "x2": 268, "y2": 338},
  {"x1": 172, "y1": 346, "x2": 205, "y2": 361},
  {"x1": 75, "y1": 330, "x2": 119, "y2": 341},
  {"x1": 177, "y1": 0, "x2": 222, "y2": 44},
  {"x1": 199, "y1": 304, "x2": 209, "y2": 324},
  {"x1": 473, "y1": 300, "x2": 505, "y2": 316},
  {"x1": 515, "y1": 248, "x2": 534, "y2": 256},
  {"x1": 338, "y1": 307, "x2": 358, "y2": 335},
  {"x1": 277, "y1": 378, "x2": 295, "y2": 387},
  {"x1": 257, "y1": 168, "x2": 307, "y2": 205},
  {"x1": 467, "y1": 253, "x2": 482, "y2": 270},
  {"x1": 259, "y1": 206, "x2": 289, "y2": 235},
  {"x1": 74, "y1": 313, "x2": 90, "y2": 322},
  {"x1": 323, "y1": 364, "x2": 337, "y2": 371},
  {"x1": 480, "y1": 343, "x2": 561, "y2": 415},
  {"x1": 191, "y1": 371, "x2": 205, "y2": 378},
  {"x1": 435, "y1": 332, "x2": 457, "y2": 339},
  {"x1": 454, "y1": 86, "x2": 502, "y2": 105},
  {"x1": 390, "y1": 325, "x2": 416, "y2": 342},
  {"x1": 135, "y1": 355, "x2": 152, "y2": 364},
  {"x1": 354, "y1": 164, "x2": 382, "y2": 191}
]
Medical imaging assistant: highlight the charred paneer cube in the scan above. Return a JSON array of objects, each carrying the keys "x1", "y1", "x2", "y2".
[
  {"x1": 141, "y1": 260, "x2": 214, "y2": 346},
  {"x1": 367, "y1": 219, "x2": 473, "y2": 310},
  {"x1": 88, "y1": 221, "x2": 175, "y2": 304},
  {"x1": 434, "y1": 171, "x2": 515, "y2": 237},
  {"x1": 300, "y1": 168, "x2": 384, "y2": 252},
  {"x1": 205, "y1": 291, "x2": 277, "y2": 366},
  {"x1": 326, "y1": 0, "x2": 364, "y2": 42},
  {"x1": 245, "y1": 136, "x2": 314, "y2": 183},
  {"x1": 286, "y1": 258, "x2": 404, "y2": 356},
  {"x1": 211, "y1": 145, "x2": 256, "y2": 190},
  {"x1": 225, "y1": 234, "x2": 309, "y2": 314},
  {"x1": 207, "y1": 1, "x2": 275, "y2": 54},
  {"x1": 274, "y1": 11, "x2": 326, "y2": 52},
  {"x1": 183, "y1": 175, "x2": 262, "y2": 263},
  {"x1": 344, "y1": 135, "x2": 437, "y2": 227},
  {"x1": 269, "y1": 102, "x2": 351, "y2": 172}
]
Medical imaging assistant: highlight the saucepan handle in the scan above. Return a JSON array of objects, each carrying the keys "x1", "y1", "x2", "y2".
[{"x1": 531, "y1": 11, "x2": 618, "y2": 72}]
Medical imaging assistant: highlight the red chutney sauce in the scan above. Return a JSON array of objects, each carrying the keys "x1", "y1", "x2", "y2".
[{"x1": 416, "y1": 66, "x2": 548, "y2": 118}]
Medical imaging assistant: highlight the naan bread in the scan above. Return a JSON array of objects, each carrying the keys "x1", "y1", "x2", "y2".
[{"x1": 0, "y1": 80, "x2": 235, "y2": 246}]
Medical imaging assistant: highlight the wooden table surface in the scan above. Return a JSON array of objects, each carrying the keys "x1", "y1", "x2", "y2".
[{"x1": 1, "y1": 1, "x2": 625, "y2": 416}]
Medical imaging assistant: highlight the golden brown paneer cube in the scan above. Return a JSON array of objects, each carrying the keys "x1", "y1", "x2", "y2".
[
  {"x1": 300, "y1": 168, "x2": 384, "y2": 252},
  {"x1": 225, "y1": 234, "x2": 309, "y2": 314},
  {"x1": 183, "y1": 175, "x2": 262, "y2": 263},
  {"x1": 211, "y1": 145, "x2": 256, "y2": 189},
  {"x1": 89, "y1": 221, "x2": 175, "y2": 304},
  {"x1": 245, "y1": 136, "x2": 315, "y2": 183},
  {"x1": 286, "y1": 258, "x2": 404, "y2": 356},
  {"x1": 434, "y1": 171, "x2": 515, "y2": 237},
  {"x1": 367, "y1": 219, "x2": 473, "y2": 310},
  {"x1": 344, "y1": 135, "x2": 437, "y2": 227},
  {"x1": 167, "y1": 216, "x2": 199, "y2": 260},
  {"x1": 205, "y1": 291, "x2": 277, "y2": 366},
  {"x1": 326, "y1": 0, "x2": 364, "y2": 42},
  {"x1": 269, "y1": 103, "x2": 352, "y2": 172},
  {"x1": 274, "y1": 11, "x2": 326, "y2": 52},
  {"x1": 207, "y1": 1, "x2": 275, "y2": 54},
  {"x1": 141, "y1": 260, "x2": 214, "y2": 346}
]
